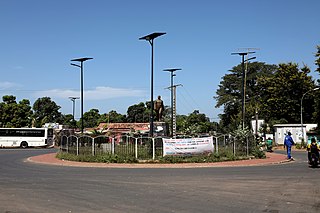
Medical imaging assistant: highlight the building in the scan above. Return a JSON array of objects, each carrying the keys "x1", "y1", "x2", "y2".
[
  {"x1": 96, "y1": 122, "x2": 168, "y2": 136},
  {"x1": 273, "y1": 124, "x2": 317, "y2": 145}
]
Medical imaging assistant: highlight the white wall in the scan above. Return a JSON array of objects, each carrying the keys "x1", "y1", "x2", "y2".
[{"x1": 274, "y1": 126, "x2": 305, "y2": 145}]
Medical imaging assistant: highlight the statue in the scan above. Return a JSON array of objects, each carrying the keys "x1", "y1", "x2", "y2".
[{"x1": 154, "y1": 95, "x2": 164, "y2": 121}]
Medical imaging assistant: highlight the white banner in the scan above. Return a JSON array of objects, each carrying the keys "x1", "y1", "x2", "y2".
[{"x1": 162, "y1": 137, "x2": 214, "y2": 156}]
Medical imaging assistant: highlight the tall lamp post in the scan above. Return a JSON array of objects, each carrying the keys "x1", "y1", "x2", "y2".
[
  {"x1": 139, "y1": 32, "x2": 166, "y2": 137},
  {"x1": 71, "y1": 57, "x2": 93, "y2": 134},
  {"x1": 231, "y1": 51, "x2": 256, "y2": 129},
  {"x1": 301, "y1": 87, "x2": 319, "y2": 143},
  {"x1": 163, "y1": 68, "x2": 181, "y2": 137}
]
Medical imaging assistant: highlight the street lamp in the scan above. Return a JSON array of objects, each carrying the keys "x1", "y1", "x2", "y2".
[
  {"x1": 163, "y1": 68, "x2": 181, "y2": 137},
  {"x1": 139, "y1": 32, "x2": 166, "y2": 137},
  {"x1": 68, "y1": 97, "x2": 79, "y2": 121},
  {"x1": 70, "y1": 57, "x2": 93, "y2": 133},
  {"x1": 231, "y1": 51, "x2": 256, "y2": 129},
  {"x1": 300, "y1": 87, "x2": 319, "y2": 143}
]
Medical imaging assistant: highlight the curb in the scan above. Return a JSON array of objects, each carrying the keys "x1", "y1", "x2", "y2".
[{"x1": 27, "y1": 152, "x2": 290, "y2": 169}]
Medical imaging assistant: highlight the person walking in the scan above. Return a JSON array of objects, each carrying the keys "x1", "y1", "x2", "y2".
[{"x1": 284, "y1": 132, "x2": 295, "y2": 160}]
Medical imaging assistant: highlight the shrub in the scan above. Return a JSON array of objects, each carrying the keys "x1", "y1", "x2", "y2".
[
  {"x1": 57, "y1": 148, "x2": 253, "y2": 164},
  {"x1": 56, "y1": 152, "x2": 138, "y2": 163},
  {"x1": 250, "y1": 146, "x2": 266, "y2": 159},
  {"x1": 295, "y1": 143, "x2": 302, "y2": 149}
]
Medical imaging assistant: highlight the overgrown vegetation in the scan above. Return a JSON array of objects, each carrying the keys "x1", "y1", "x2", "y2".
[
  {"x1": 56, "y1": 147, "x2": 265, "y2": 164},
  {"x1": 57, "y1": 152, "x2": 139, "y2": 163}
]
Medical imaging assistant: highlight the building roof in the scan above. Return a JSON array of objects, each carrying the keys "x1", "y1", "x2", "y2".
[{"x1": 273, "y1": 124, "x2": 306, "y2": 127}]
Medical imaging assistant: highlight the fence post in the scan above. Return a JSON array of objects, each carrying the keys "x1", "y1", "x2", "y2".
[
  {"x1": 76, "y1": 137, "x2": 79, "y2": 156},
  {"x1": 233, "y1": 139, "x2": 236, "y2": 156},
  {"x1": 135, "y1": 138, "x2": 138, "y2": 159},
  {"x1": 66, "y1": 136, "x2": 69, "y2": 153},
  {"x1": 92, "y1": 139, "x2": 95, "y2": 156},
  {"x1": 246, "y1": 136, "x2": 249, "y2": 157},
  {"x1": 152, "y1": 138, "x2": 155, "y2": 160},
  {"x1": 215, "y1": 137, "x2": 219, "y2": 154},
  {"x1": 111, "y1": 137, "x2": 115, "y2": 155}
]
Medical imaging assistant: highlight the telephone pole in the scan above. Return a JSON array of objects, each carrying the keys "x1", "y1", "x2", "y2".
[
  {"x1": 163, "y1": 68, "x2": 181, "y2": 137},
  {"x1": 232, "y1": 50, "x2": 256, "y2": 129},
  {"x1": 171, "y1": 84, "x2": 182, "y2": 138}
]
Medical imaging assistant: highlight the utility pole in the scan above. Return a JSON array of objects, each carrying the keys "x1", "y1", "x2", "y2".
[
  {"x1": 171, "y1": 84, "x2": 182, "y2": 138},
  {"x1": 232, "y1": 50, "x2": 256, "y2": 129},
  {"x1": 163, "y1": 68, "x2": 181, "y2": 137}
]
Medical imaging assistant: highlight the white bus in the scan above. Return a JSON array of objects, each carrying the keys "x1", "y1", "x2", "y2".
[{"x1": 0, "y1": 128, "x2": 54, "y2": 148}]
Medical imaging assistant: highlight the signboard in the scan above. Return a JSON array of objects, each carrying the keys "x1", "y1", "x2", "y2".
[{"x1": 162, "y1": 137, "x2": 214, "y2": 156}]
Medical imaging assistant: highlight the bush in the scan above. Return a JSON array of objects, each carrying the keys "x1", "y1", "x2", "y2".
[
  {"x1": 57, "y1": 147, "x2": 254, "y2": 164},
  {"x1": 156, "y1": 149, "x2": 245, "y2": 163},
  {"x1": 56, "y1": 152, "x2": 138, "y2": 163},
  {"x1": 295, "y1": 143, "x2": 302, "y2": 149},
  {"x1": 250, "y1": 146, "x2": 266, "y2": 159}
]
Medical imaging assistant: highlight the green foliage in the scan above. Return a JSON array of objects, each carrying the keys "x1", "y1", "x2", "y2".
[
  {"x1": 62, "y1": 114, "x2": 77, "y2": 128},
  {"x1": 295, "y1": 143, "x2": 302, "y2": 149},
  {"x1": 313, "y1": 45, "x2": 320, "y2": 128},
  {"x1": 57, "y1": 147, "x2": 253, "y2": 164},
  {"x1": 149, "y1": 148, "x2": 242, "y2": 163},
  {"x1": 0, "y1": 95, "x2": 33, "y2": 127},
  {"x1": 257, "y1": 63, "x2": 315, "y2": 124},
  {"x1": 250, "y1": 146, "x2": 266, "y2": 159},
  {"x1": 79, "y1": 109, "x2": 101, "y2": 128},
  {"x1": 126, "y1": 102, "x2": 148, "y2": 123},
  {"x1": 33, "y1": 97, "x2": 63, "y2": 127},
  {"x1": 215, "y1": 62, "x2": 277, "y2": 132},
  {"x1": 56, "y1": 152, "x2": 139, "y2": 163},
  {"x1": 216, "y1": 60, "x2": 318, "y2": 132},
  {"x1": 233, "y1": 125, "x2": 251, "y2": 142},
  {"x1": 315, "y1": 45, "x2": 320, "y2": 74},
  {"x1": 176, "y1": 110, "x2": 215, "y2": 135},
  {"x1": 105, "y1": 110, "x2": 126, "y2": 123}
]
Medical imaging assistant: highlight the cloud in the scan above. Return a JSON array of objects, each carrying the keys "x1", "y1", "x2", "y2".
[
  {"x1": 32, "y1": 86, "x2": 146, "y2": 100},
  {"x1": 0, "y1": 82, "x2": 22, "y2": 89}
]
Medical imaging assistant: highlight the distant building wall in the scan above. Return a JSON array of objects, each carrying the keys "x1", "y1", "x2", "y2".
[
  {"x1": 273, "y1": 124, "x2": 317, "y2": 145},
  {"x1": 96, "y1": 122, "x2": 168, "y2": 136},
  {"x1": 251, "y1": 119, "x2": 264, "y2": 136}
]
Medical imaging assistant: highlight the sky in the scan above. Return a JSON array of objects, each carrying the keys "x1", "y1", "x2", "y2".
[{"x1": 0, "y1": 0, "x2": 319, "y2": 121}]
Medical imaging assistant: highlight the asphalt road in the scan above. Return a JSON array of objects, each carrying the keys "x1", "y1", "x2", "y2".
[{"x1": 0, "y1": 149, "x2": 319, "y2": 213}]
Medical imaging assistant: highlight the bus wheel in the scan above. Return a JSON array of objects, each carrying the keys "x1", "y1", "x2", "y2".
[{"x1": 20, "y1": 141, "x2": 28, "y2": 149}]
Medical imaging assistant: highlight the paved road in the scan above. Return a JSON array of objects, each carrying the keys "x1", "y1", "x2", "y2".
[{"x1": 0, "y1": 149, "x2": 319, "y2": 213}]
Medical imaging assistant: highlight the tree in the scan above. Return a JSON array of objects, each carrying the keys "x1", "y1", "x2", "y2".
[
  {"x1": 80, "y1": 109, "x2": 101, "y2": 128},
  {"x1": 0, "y1": 95, "x2": 33, "y2": 127},
  {"x1": 315, "y1": 45, "x2": 320, "y2": 74},
  {"x1": 312, "y1": 45, "x2": 320, "y2": 127},
  {"x1": 215, "y1": 62, "x2": 277, "y2": 132},
  {"x1": 16, "y1": 99, "x2": 33, "y2": 127},
  {"x1": 62, "y1": 114, "x2": 77, "y2": 129},
  {"x1": 104, "y1": 110, "x2": 126, "y2": 123},
  {"x1": 127, "y1": 102, "x2": 148, "y2": 123},
  {"x1": 176, "y1": 110, "x2": 215, "y2": 135},
  {"x1": 257, "y1": 63, "x2": 315, "y2": 124},
  {"x1": 33, "y1": 97, "x2": 63, "y2": 127}
]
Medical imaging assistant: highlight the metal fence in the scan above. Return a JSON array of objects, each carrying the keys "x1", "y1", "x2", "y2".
[
  {"x1": 60, "y1": 135, "x2": 164, "y2": 160},
  {"x1": 59, "y1": 133, "x2": 256, "y2": 160},
  {"x1": 211, "y1": 134, "x2": 254, "y2": 156}
]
